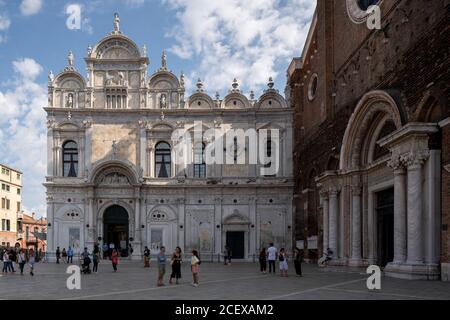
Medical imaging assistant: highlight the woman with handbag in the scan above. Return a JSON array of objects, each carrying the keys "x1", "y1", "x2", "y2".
[{"x1": 169, "y1": 247, "x2": 182, "y2": 284}]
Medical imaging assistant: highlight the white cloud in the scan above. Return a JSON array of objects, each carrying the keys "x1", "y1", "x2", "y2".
[
  {"x1": 0, "y1": 58, "x2": 47, "y2": 217},
  {"x1": 126, "y1": 0, "x2": 146, "y2": 7},
  {"x1": 163, "y1": 0, "x2": 315, "y2": 95},
  {"x1": 20, "y1": 0, "x2": 43, "y2": 16},
  {"x1": 0, "y1": 13, "x2": 10, "y2": 30},
  {"x1": 12, "y1": 58, "x2": 43, "y2": 80}
]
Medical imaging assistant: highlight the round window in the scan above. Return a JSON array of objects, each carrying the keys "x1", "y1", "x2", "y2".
[
  {"x1": 346, "y1": 0, "x2": 380, "y2": 24},
  {"x1": 307, "y1": 73, "x2": 318, "y2": 101}
]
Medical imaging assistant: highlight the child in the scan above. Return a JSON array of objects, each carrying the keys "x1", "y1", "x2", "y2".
[
  {"x1": 157, "y1": 246, "x2": 167, "y2": 286},
  {"x1": 279, "y1": 248, "x2": 288, "y2": 277},
  {"x1": 191, "y1": 250, "x2": 200, "y2": 287},
  {"x1": 29, "y1": 248, "x2": 35, "y2": 276}
]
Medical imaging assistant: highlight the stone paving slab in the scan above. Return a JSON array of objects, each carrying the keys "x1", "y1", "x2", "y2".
[{"x1": 1, "y1": 261, "x2": 449, "y2": 300}]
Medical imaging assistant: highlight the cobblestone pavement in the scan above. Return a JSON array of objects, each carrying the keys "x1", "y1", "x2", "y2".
[{"x1": 1, "y1": 261, "x2": 449, "y2": 300}]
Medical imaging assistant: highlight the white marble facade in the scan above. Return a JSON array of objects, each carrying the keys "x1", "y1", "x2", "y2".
[{"x1": 44, "y1": 15, "x2": 294, "y2": 261}]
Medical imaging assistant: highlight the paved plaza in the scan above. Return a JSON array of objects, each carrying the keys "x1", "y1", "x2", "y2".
[{"x1": 1, "y1": 261, "x2": 450, "y2": 300}]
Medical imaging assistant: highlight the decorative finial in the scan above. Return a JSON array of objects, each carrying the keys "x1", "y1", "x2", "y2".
[
  {"x1": 87, "y1": 45, "x2": 92, "y2": 56},
  {"x1": 250, "y1": 90, "x2": 255, "y2": 100},
  {"x1": 113, "y1": 13, "x2": 120, "y2": 34},
  {"x1": 196, "y1": 78, "x2": 204, "y2": 92},
  {"x1": 267, "y1": 77, "x2": 274, "y2": 89},
  {"x1": 67, "y1": 51, "x2": 74, "y2": 66},
  {"x1": 232, "y1": 78, "x2": 240, "y2": 90},
  {"x1": 48, "y1": 70, "x2": 54, "y2": 83},
  {"x1": 180, "y1": 71, "x2": 185, "y2": 87},
  {"x1": 215, "y1": 91, "x2": 220, "y2": 100},
  {"x1": 142, "y1": 45, "x2": 147, "y2": 57},
  {"x1": 161, "y1": 50, "x2": 167, "y2": 69}
]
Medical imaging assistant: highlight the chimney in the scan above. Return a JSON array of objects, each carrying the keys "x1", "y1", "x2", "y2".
[{"x1": 32, "y1": 212, "x2": 36, "y2": 220}]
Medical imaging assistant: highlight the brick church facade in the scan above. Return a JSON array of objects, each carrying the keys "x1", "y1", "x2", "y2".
[{"x1": 287, "y1": 0, "x2": 449, "y2": 280}]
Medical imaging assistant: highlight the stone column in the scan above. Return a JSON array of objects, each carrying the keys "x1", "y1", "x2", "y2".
[
  {"x1": 133, "y1": 188, "x2": 142, "y2": 259},
  {"x1": 249, "y1": 196, "x2": 256, "y2": 257},
  {"x1": 388, "y1": 157, "x2": 407, "y2": 264},
  {"x1": 178, "y1": 198, "x2": 185, "y2": 252},
  {"x1": 406, "y1": 151, "x2": 428, "y2": 265},
  {"x1": 350, "y1": 185, "x2": 362, "y2": 262},
  {"x1": 328, "y1": 188, "x2": 339, "y2": 258},
  {"x1": 320, "y1": 191, "x2": 329, "y2": 252},
  {"x1": 46, "y1": 197, "x2": 55, "y2": 261}
]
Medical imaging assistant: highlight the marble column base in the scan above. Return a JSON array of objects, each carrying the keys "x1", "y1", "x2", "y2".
[
  {"x1": 441, "y1": 263, "x2": 450, "y2": 282},
  {"x1": 348, "y1": 258, "x2": 365, "y2": 267},
  {"x1": 131, "y1": 242, "x2": 142, "y2": 260},
  {"x1": 384, "y1": 262, "x2": 440, "y2": 280}
]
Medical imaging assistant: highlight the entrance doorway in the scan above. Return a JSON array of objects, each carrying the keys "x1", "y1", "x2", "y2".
[
  {"x1": 376, "y1": 188, "x2": 394, "y2": 267},
  {"x1": 226, "y1": 231, "x2": 245, "y2": 259},
  {"x1": 104, "y1": 205, "x2": 129, "y2": 257}
]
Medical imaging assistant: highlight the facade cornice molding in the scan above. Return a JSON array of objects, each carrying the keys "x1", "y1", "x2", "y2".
[{"x1": 378, "y1": 122, "x2": 439, "y2": 148}]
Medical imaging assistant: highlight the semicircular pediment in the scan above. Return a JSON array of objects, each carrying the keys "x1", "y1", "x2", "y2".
[{"x1": 93, "y1": 36, "x2": 141, "y2": 60}]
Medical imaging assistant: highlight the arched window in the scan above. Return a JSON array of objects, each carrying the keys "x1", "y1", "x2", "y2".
[
  {"x1": 194, "y1": 142, "x2": 206, "y2": 178},
  {"x1": 155, "y1": 142, "x2": 171, "y2": 178},
  {"x1": 357, "y1": 0, "x2": 379, "y2": 11},
  {"x1": 63, "y1": 141, "x2": 78, "y2": 177}
]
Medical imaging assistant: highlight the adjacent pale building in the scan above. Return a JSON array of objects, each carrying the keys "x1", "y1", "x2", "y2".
[
  {"x1": 44, "y1": 15, "x2": 294, "y2": 260},
  {"x1": 0, "y1": 164, "x2": 22, "y2": 248}
]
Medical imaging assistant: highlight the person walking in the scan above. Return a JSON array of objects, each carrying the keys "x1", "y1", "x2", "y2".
[
  {"x1": 259, "y1": 248, "x2": 267, "y2": 274},
  {"x1": 143, "y1": 246, "x2": 150, "y2": 268},
  {"x1": 67, "y1": 247, "x2": 73, "y2": 264},
  {"x1": 102, "y1": 243, "x2": 108, "y2": 260},
  {"x1": 18, "y1": 249, "x2": 26, "y2": 275},
  {"x1": 224, "y1": 246, "x2": 232, "y2": 265},
  {"x1": 293, "y1": 247, "x2": 303, "y2": 277},
  {"x1": 93, "y1": 244, "x2": 100, "y2": 273},
  {"x1": 267, "y1": 243, "x2": 277, "y2": 274},
  {"x1": 169, "y1": 247, "x2": 182, "y2": 285},
  {"x1": 29, "y1": 249, "x2": 35, "y2": 276},
  {"x1": 55, "y1": 247, "x2": 61, "y2": 264},
  {"x1": 62, "y1": 248, "x2": 67, "y2": 263},
  {"x1": 2, "y1": 250, "x2": 9, "y2": 273},
  {"x1": 8, "y1": 249, "x2": 15, "y2": 272},
  {"x1": 191, "y1": 250, "x2": 200, "y2": 287},
  {"x1": 157, "y1": 246, "x2": 167, "y2": 287},
  {"x1": 111, "y1": 249, "x2": 119, "y2": 272},
  {"x1": 279, "y1": 248, "x2": 288, "y2": 277}
]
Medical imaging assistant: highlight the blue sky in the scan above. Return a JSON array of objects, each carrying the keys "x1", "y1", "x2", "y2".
[{"x1": 0, "y1": 0, "x2": 315, "y2": 217}]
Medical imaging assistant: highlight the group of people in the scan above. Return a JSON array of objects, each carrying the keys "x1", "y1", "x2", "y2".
[
  {"x1": 1, "y1": 247, "x2": 36, "y2": 276},
  {"x1": 55, "y1": 247, "x2": 74, "y2": 264},
  {"x1": 258, "y1": 243, "x2": 304, "y2": 277},
  {"x1": 155, "y1": 246, "x2": 201, "y2": 287}
]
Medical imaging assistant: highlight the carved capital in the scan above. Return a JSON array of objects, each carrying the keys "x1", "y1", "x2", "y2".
[
  {"x1": 47, "y1": 118, "x2": 56, "y2": 129},
  {"x1": 138, "y1": 118, "x2": 148, "y2": 129},
  {"x1": 82, "y1": 117, "x2": 93, "y2": 128},
  {"x1": 401, "y1": 150, "x2": 429, "y2": 168}
]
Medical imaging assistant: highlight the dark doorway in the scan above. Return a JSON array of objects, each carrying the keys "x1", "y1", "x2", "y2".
[
  {"x1": 226, "y1": 231, "x2": 245, "y2": 259},
  {"x1": 376, "y1": 188, "x2": 394, "y2": 267},
  {"x1": 104, "y1": 205, "x2": 129, "y2": 257}
]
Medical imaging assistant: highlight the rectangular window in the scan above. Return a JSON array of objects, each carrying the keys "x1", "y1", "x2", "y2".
[
  {"x1": 6, "y1": 199, "x2": 10, "y2": 210},
  {"x1": 1, "y1": 184, "x2": 5, "y2": 190},
  {"x1": 17, "y1": 173, "x2": 21, "y2": 180},
  {"x1": 17, "y1": 221, "x2": 22, "y2": 233},
  {"x1": 6, "y1": 185, "x2": 10, "y2": 192},
  {"x1": 17, "y1": 201, "x2": 21, "y2": 212},
  {"x1": 26, "y1": 226, "x2": 29, "y2": 242},
  {"x1": 1, "y1": 198, "x2": 5, "y2": 209},
  {"x1": 6, "y1": 219, "x2": 10, "y2": 231},
  {"x1": 1, "y1": 219, "x2": 5, "y2": 231},
  {"x1": 1, "y1": 168, "x2": 4, "y2": 174},
  {"x1": 17, "y1": 188, "x2": 21, "y2": 195}
]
